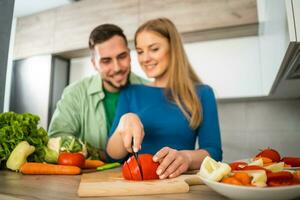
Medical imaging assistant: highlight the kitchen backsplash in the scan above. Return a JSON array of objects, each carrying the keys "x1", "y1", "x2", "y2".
[{"x1": 219, "y1": 99, "x2": 300, "y2": 162}]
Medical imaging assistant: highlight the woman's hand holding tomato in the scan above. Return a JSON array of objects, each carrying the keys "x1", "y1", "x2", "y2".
[{"x1": 153, "y1": 147, "x2": 191, "y2": 179}]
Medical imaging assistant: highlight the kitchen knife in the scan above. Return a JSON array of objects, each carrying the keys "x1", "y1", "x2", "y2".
[{"x1": 131, "y1": 140, "x2": 143, "y2": 180}]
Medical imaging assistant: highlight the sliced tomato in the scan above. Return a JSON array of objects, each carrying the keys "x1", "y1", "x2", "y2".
[
  {"x1": 127, "y1": 156, "x2": 143, "y2": 180},
  {"x1": 267, "y1": 171, "x2": 294, "y2": 186},
  {"x1": 267, "y1": 171, "x2": 294, "y2": 182},
  {"x1": 122, "y1": 154, "x2": 159, "y2": 181},
  {"x1": 139, "y1": 154, "x2": 159, "y2": 180},
  {"x1": 281, "y1": 157, "x2": 300, "y2": 167},
  {"x1": 122, "y1": 161, "x2": 133, "y2": 180},
  {"x1": 229, "y1": 162, "x2": 248, "y2": 170}
]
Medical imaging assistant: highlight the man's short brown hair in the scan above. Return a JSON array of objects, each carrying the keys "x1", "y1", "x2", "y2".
[{"x1": 88, "y1": 24, "x2": 128, "y2": 52}]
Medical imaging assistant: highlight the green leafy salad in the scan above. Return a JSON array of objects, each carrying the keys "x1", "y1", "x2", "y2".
[{"x1": 0, "y1": 112, "x2": 48, "y2": 167}]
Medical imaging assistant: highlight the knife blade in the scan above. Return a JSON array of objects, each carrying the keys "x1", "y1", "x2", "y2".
[{"x1": 131, "y1": 141, "x2": 143, "y2": 180}]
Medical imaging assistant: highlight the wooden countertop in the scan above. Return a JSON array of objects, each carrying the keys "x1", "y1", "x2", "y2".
[{"x1": 0, "y1": 170, "x2": 227, "y2": 200}]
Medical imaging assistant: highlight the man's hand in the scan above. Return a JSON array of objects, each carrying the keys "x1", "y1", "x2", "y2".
[
  {"x1": 116, "y1": 113, "x2": 144, "y2": 153},
  {"x1": 153, "y1": 147, "x2": 192, "y2": 179}
]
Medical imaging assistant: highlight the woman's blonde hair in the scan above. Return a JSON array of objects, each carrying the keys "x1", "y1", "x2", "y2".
[{"x1": 134, "y1": 18, "x2": 203, "y2": 129}]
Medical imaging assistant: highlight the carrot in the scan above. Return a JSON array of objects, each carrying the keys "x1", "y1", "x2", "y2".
[
  {"x1": 221, "y1": 177, "x2": 243, "y2": 186},
  {"x1": 233, "y1": 172, "x2": 252, "y2": 185},
  {"x1": 83, "y1": 160, "x2": 105, "y2": 169},
  {"x1": 20, "y1": 162, "x2": 81, "y2": 175}
]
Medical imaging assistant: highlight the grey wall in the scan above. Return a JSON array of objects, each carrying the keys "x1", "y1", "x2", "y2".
[
  {"x1": 0, "y1": 0, "x2": 15, "y2": 112},
  {"x1": 218, "y1": 99, "x2": 300, "y2": 162}
]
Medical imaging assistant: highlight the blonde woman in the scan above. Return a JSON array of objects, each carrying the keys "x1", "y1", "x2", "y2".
[{"x1": 107, "y1": 18, "x2": 222, "y2": 179}]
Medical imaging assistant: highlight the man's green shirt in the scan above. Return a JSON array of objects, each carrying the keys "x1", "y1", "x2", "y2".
[
  {"x1": 48, "y1": 73, "x2": 146, "y2": 151},
  {"x1": 103, "y1": 88, "x2": 119, "y2": 132}
]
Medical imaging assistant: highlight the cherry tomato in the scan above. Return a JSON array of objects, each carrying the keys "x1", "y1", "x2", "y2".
[
  {"x1": 122, "y1": 154, "x2": 159, "y2": 181},
  {"x1": 255, "y1": 148, "x2": 281, "y2": 162},
  {"x1": 58, "y1": 152, "x2": 85, "y2": 168}
]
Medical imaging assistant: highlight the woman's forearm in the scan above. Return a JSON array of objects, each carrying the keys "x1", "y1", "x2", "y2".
[
  {"x1": 181, "y1": 149, "x2": 210, "y2": 170},
  {"x1": 106, "y1": 131, "x2": 128, "y2": 159}
]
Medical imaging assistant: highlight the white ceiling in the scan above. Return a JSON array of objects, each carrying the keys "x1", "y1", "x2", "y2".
[{"x1": 13, "y1": 0, "x2": 74, "y2": 17}]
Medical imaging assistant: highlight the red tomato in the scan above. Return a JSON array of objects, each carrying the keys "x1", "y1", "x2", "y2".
[
  {"x1": 281, "y1": 157, "x2": 300, "y2": 167},
  {"x1": 139, "y1": 154, "x2": 159, "y2": 180},
  {"x1": 267, "y1": 171, "x2": 294, "y2": 182},
  {"x1": 122, "y1": 154, "x2": 159, "y2": 181},
  {"x1": 267, "y1": 171, "x2": 294, "y2": 186},
  {"x1": 126, "y1": 156, "x2": 143, "y2": 180},
  {"x1": 58, "y1": 152, "x2": 85, "y2": 168},
  {"x1": 122, "y1": 161, "x2": 133, "y2": 180},
  {"x1": 229, "y1": 162, "x2": 248, "y2": 170},
  {"x1": 255, "y1": 148, "x2": 281, "y2": 162}
]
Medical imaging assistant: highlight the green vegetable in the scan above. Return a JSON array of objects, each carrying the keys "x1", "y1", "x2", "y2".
[
  {"x1": 6, "y1": 141, "x2": 35, "y2": 171},
  {"x1": 96, "y1": 162, "x2": 121, "y2": 171},
  {"x1": 44, "y1": 147, "x2": 59, "y2": 163},
  {"x1": 86, "y1": 142, "x2": 103, "y2": 160},
  {"x1": 47, "y1": 136, "x2": 87, "y2": 157},
  {"x1": 0, "y1": 112, "x2": 48, "y2": 168}
]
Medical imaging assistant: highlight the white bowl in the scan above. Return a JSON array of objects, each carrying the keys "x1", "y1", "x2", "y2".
[{"x1": 200, "y1": 176, "x2": 300, "y2": 200}]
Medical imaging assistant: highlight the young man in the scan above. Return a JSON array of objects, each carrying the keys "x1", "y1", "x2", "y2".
[{"x1": 48, "y1": 24, "x2": 146, "y2": 159}]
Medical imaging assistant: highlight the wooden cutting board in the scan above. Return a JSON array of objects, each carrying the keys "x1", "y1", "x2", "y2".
[{"x1": 77, "y1": 169, "x2": 203, "y2": 197}]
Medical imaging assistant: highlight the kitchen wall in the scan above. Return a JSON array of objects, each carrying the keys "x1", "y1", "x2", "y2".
[{"x1": 219, "y1": 99, "x2": 300, "y2": 162}]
